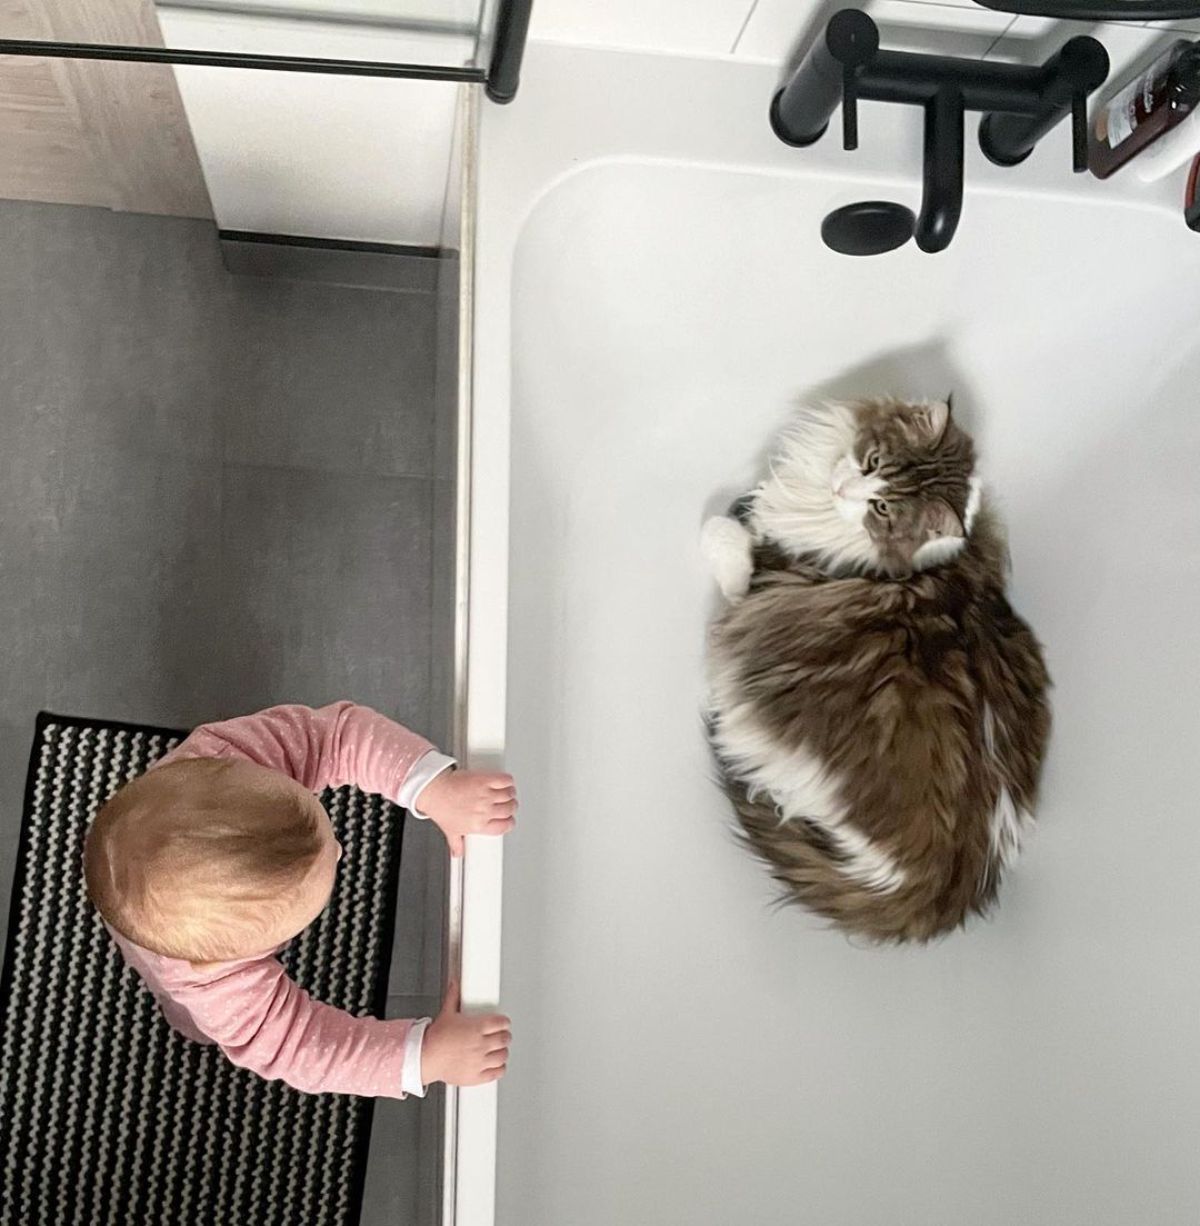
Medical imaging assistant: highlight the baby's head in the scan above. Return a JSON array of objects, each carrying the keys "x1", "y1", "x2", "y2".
[{"x1": 84, "y1": 759, "x2": 341, "y2": 964}]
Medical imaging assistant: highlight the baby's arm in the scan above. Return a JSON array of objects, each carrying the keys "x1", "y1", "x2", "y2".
[
  {"x1": 163, "y1": 701, "x2": 517, "y2": 854},
  {"x1": 170, "y1": 956, "x2": 509, "y2": 1098},
  {"x1": 163, "y1": 701, "x2": 448, "y2": 806}
]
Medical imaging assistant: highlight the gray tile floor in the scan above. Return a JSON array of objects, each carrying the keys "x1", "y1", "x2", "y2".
[{"x1": 0, "y1": 199, "x2": 450, "y2": 1224}]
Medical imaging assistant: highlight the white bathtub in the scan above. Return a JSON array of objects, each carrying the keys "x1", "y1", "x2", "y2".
[{"x1": 455, "y1": 39, "x2": 1200, "y2": 1226}]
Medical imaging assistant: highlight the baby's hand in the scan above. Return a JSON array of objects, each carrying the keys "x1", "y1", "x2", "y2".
[
  {"x1": 421, "y1": 981, "x2": 511, "y2": 1088},
  {"x1": 416, "y1": 769, "x2": 517, "y2": 857}
]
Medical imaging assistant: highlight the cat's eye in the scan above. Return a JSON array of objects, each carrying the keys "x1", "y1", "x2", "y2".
[
  {"x1": 871, "y1": 499, "x2": 889, "y2": 518},
  {"x1": 861, "y1": 450, "x2": 880, "y2": 474}
]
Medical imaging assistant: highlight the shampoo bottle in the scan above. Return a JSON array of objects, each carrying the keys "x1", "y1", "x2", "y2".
[
  {"x1": 1089, "y1": 39, "x2": 1200, "y2": 180},
  {"x1": 1134, "y1": 105, "x2": 1200, "y2": 182}
]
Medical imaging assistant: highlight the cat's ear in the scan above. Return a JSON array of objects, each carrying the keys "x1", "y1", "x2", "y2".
[
  {"x1": 924, "y1": 498, "x2": 964, "y2": 539},
  {"x1": 913, "y1": 400, "x2": 951, "y2": 444}
]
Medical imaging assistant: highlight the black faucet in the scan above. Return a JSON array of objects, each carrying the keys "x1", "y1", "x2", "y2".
[{"x1": 770, "y1": 9, "x2": 1109, "y2": 253}]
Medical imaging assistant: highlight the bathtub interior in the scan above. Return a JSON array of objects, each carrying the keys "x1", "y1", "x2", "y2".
[{"x1": 495, "y1": 160, "x2": 1200, "y2": 1226}]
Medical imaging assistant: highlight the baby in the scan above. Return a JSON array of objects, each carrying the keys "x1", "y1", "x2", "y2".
[{"x1": 83, "y1": 701, "x2": 514, "y2": 1098}]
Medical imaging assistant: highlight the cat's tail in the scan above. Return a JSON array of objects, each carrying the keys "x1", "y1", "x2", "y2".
[{"x1": 726, "y1": 781, "x2": 993, "y2": 943}]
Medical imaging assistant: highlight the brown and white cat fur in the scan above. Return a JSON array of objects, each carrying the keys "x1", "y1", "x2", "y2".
[{"x1": 702, "y1": 398, "x2": 1051, "y2": 942}]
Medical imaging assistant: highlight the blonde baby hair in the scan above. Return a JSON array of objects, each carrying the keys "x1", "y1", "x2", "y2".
[{"x1": 84, "y1": 757, "x2": 327, "y2": 963}]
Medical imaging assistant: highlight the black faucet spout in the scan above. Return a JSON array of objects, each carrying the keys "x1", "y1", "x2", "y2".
[
  {"x1": 917, "y1": 88, "x2": 964, "y2": 253},
  {"x1": 769, "y1": 10, "x2": 1109, "y2": 253}
]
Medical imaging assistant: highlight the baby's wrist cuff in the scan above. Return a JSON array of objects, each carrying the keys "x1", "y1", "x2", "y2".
[
  {"x1": 398, "y1": 751, "x2": 457, "y2": 819},
  {"x1": 401, "y1": 1017, "x2": 432, "y2": 1097}
]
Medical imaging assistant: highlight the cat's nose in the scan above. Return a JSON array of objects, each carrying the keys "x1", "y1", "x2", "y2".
[{"x1": 836, "y1": 475, "x2": 872, "y2": 501}]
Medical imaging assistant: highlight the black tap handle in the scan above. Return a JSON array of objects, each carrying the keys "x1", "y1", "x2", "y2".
[
  {"x1": 771, "y1": 10, "x2": 877, "y2": 149},
  {"x1": 843, "y1": 64, "x2": 859, "y2": 151},
  {"x1": 1071, "y1": 89, "x2": 1088, "y2": 172}
]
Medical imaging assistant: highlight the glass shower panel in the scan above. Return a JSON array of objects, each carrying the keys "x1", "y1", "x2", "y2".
[
  {"x1": 154, "y1": 0, "x2": 488, "y2": 67},
  {"x1": 9, "y1": 0, "x2": 498, "y2": 71}
]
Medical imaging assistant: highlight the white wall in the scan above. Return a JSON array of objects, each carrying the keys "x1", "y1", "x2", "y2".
[
  {"x1": 525, "y1": 0, "x2": 1012, "y2": 56},
  {"x1": 158, "y1": 8, "x2": 466, "y2": 244},
  {"x1": 529, "y1": 0, "x2": 1199, "y2": 78},
  {"x1": 528, "y1": 0, "x2": 753, "y2": 56}
]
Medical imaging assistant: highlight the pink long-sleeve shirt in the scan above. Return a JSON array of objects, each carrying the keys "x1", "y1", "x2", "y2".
[{"x1": 104, "y1": 702, "x2": 455, "y2": 1098}]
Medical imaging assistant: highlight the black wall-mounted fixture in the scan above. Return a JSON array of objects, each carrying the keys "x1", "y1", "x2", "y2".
[
  {"x1": 771, "y1": 9, "x2": 1109, "y2": 254},
  {"x1": 0, "y1": 0, "x2": 532, "y2": 103},
  {"x1": 974, "y1": 0, "x2": 1200, "y2": 21}
]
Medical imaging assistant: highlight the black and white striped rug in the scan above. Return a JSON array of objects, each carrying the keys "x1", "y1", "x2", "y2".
[{"x1": 0, "y1": 713, "x2": 407, "y2": 1226}]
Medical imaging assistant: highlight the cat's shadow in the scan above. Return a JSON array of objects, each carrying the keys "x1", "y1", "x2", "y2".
[{"x1": 799, "y1": 340, "x2": 983, "y2": 439}]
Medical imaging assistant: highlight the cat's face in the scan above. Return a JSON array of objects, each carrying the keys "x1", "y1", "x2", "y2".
[{"x1": 753, "y1": 399, "x2": 979, "y2": 577}]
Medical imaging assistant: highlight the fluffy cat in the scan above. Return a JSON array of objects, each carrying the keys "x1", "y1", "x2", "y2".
[{"x1": 702, "y1": 398, "x2": 1050, "y2": 942}]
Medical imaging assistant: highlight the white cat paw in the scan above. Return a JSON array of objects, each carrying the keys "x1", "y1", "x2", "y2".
[{"x1": 701, "y1": 516, "x2": 754, "y2": 600}]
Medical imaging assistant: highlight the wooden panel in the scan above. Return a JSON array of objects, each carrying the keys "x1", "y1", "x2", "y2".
[
  {"x1": 0, "y1": 0, "x2": 212, "y2": 217},
  {"x1": 0, "y1": 57, "x2": 112, "y2": 206}
]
